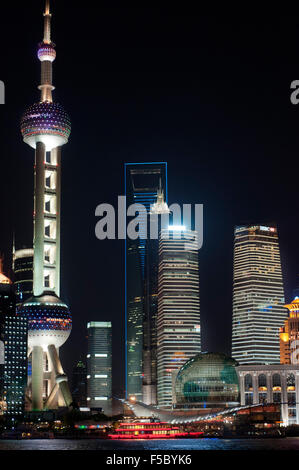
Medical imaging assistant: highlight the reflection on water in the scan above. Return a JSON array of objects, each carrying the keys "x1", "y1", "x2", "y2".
[{"x1": 0, "y1": 438, "x2": 299, "y2": 450}]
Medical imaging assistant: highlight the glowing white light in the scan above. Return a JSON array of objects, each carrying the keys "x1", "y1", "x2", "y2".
[
  {"x1": 23, "y1": 134, "x2": 68, "y2": 151},
  {"x1": 168, "y1": 225, "x2": 186, "y2": 231}
]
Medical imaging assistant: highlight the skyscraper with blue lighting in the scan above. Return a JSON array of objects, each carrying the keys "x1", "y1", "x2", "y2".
[{"x1": 125, "y1": 162, "x2": 167, "y2": 400}]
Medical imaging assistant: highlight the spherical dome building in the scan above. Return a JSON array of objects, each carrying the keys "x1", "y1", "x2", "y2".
[
  {"x1": 19, "y1": 292, "x2": 72, "y2": 351},
  {"x1": 175, "y1": 352, "x2": 240, "y2": 409},
  {"x1": 20, "y1": 102, "x2": 71, "y2": 151}
]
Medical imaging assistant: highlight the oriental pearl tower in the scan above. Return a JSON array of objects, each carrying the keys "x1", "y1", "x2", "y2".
[{"x1": 19, "y1": 0, "x2": 72, "y2": 411}]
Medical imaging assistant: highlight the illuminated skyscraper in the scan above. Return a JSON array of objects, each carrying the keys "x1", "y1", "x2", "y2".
[
  {"x1": 18, "y1": 0, "x2": 72, "y2": 411},
  {"x1": 13, "y1": 248, "x2": 34, "y2": 307},
  {"x1": 125, "y1": 162, "x2": 167, "y2": 401},
  {"x1": 232, "y1": 225, "x2": 286, "y2": 364},
  {"x1": 280, "y1": 298, "x2": 299, "y2": 365},
  {"x1": 143, "y1": 187, "x2": 170, "y2": 405},
  {"x1": 157, "y1": 227, "x2": 201, "y2": 408},
  {"x1": 87, "y1": 322, "x2": 112, "y2": 415},
  {"x1": 72, "y1": 360, "x2": 87, "y2": 408},
  {"x1": 0, "y1": 259, "x2": 27, "y2": 418}
]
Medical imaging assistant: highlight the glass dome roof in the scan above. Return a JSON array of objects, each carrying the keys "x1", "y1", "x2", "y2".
[{"x1": 175, "y1": 352, "x2": 239, "y2": 407}]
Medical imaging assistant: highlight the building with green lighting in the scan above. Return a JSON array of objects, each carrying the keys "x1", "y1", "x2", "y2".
[{"x1": 173, "y1": 352, "x2": 239, "y2": 410}]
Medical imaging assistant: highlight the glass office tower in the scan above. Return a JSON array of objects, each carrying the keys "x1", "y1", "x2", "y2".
[
  {"x1": 232, "y1": 225, "x2": 286, "y2": 364},
  {"x1": 87, "y1": 322, "x2": 112, "y2": 415},
  {"x1": 157, "y1": 227, "x2": 201, "y2": 408},
  {"x1": 125, "y1": 162, "x2": 167, "y2": 401},
  {"x1": 72, "y1": 360, "x2": 87, "y2": 407}
]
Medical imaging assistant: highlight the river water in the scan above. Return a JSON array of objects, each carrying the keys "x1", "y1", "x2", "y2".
[{"x1": 0, "y1": 437, "x2": 298, "y2": 450}]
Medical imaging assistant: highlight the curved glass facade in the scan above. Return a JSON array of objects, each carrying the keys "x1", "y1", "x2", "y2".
[{"x1": 175, "y1": 352, "x2": 239, "y2": 408}]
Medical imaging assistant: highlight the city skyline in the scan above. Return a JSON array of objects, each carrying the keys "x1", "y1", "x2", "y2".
[{"x1": 1, "y1": 4, "x2": 299, "y2": 399}]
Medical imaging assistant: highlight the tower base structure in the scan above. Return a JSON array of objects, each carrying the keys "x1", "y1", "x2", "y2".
[{"x1": 19, "y1": 292, "x2": 72, "y2": 411}]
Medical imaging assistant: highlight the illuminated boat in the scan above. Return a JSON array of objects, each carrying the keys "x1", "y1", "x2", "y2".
[{"x1": 108, "y1": 421, "x2": 203, "y2": 439}]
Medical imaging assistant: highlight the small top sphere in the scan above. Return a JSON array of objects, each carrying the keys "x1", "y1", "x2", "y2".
[{"x1": 38, "y1": 42, "x2": 56, "y2": 62}]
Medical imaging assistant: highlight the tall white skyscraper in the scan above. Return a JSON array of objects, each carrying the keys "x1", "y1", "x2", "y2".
[
  {"x1": 232, "y1": 225, "x2": 287, "y2": 364},
  {"x1": 157, "y1": 227, "x2": 201, "y2": 408}
]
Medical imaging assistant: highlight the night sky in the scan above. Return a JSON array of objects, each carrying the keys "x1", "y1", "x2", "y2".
[{"x1": 1, "y1": 4, "x2": 299, "y2": 396}]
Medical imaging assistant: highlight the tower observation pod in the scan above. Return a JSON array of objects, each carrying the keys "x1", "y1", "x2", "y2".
[{"x1": 19, "y1": 0, "x2": 72, "y2": 411}]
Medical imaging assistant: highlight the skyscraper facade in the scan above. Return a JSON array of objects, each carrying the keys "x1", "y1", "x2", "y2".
[
  {"x1": 232, "y1": 225, "x2": 286, "y2": 365},
  {"x1": 18, "y1": 0, "x2": 73, "y2": 411},
  {"x1": 125, "y1": 162, "x2": 167, "y2": 400},
  {"x1": 143, "y1": 188, "x2": 170, "y2": 405},
  {"x1": 13, "y1": 248, "x2": 34, "y2": 307},
  {"x1": 72, "y1": 360, "x2": 87, "y2": 407},
  {"x1": 87, "y1": 322, "x2": 112, "y2": 415},
  {"x1": 0, "y1": 261, "x2": 27, "y2": 418},
  {"x1": 157, "y1": 227, "x2": 201, "y2": 408},
  {"x1": 280, "y1": 298, "x2": 299, "y2": 365}
]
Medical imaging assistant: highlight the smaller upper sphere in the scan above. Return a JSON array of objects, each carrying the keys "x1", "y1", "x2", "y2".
[
  {"x1": 38, "y1": 42, "x2": 56, "y2": 62},
  {"x1": 20, "y1": 101, "x2": 71, "y2": 151}
]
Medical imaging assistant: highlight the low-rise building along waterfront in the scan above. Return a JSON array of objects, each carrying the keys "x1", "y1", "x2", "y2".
[{"x1": 237, "y1": 364, "x2": 299, "y2": 426}]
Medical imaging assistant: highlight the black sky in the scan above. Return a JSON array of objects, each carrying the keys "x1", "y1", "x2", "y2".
[{"x1": 1, "y1": 5, "x2": 299, "y2": 396}]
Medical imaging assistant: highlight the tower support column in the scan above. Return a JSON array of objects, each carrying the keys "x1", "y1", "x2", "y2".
[
  {"x1": 31, "y1": 346, "x2": 44, "y2": 410},
  {"x1": 52, "y1": 146, "x2": 61, "y2": 297},
  {"x1": 48, "y1": 344, "x2": 72, "y2": 406},
  {"x1": 34, "y1": 141, "x2": 46, "y2": 296}
]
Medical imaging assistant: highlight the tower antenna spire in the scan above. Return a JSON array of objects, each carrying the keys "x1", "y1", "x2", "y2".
[
  {"x1": 45, "y1": 0, "x2": 50, "y2": 14},
  {"x1": 43, "y1": 0, "x2": 52, "y2": 44}
]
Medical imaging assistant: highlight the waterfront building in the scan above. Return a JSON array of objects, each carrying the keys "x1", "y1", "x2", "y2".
[
  {"x1": 18, "y1": 0, "x2": 72, "y2": 410},
  {"x1": 157, "y1": 226, "x2": 201, "y2": 408},
  {"x1": 237, "y1": 364, "x2": 299, "y2": 426},
  {"x1": 87, "y1": 322, "x2": 112, "y2": 415},
  {"x1": 280, "y1": 297, "x2": 299, "y2": 365},
  {"x1": 173, "y1": 352, "x2": 239, "y2": 409},
  {"x1": 232, "y1": 225, "x2": 286, "y2": 364},
  {"x1": 125, "y1": 162, "x2": 167, "y2": 401}
]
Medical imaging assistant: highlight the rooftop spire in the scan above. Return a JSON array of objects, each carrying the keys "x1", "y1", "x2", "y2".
[
  {"x1": 43, "y1": 0, "x2": 52, "y2": 44},
  {"x1": 150, "y1": 185, "x2": 170, "y2": 215}
]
